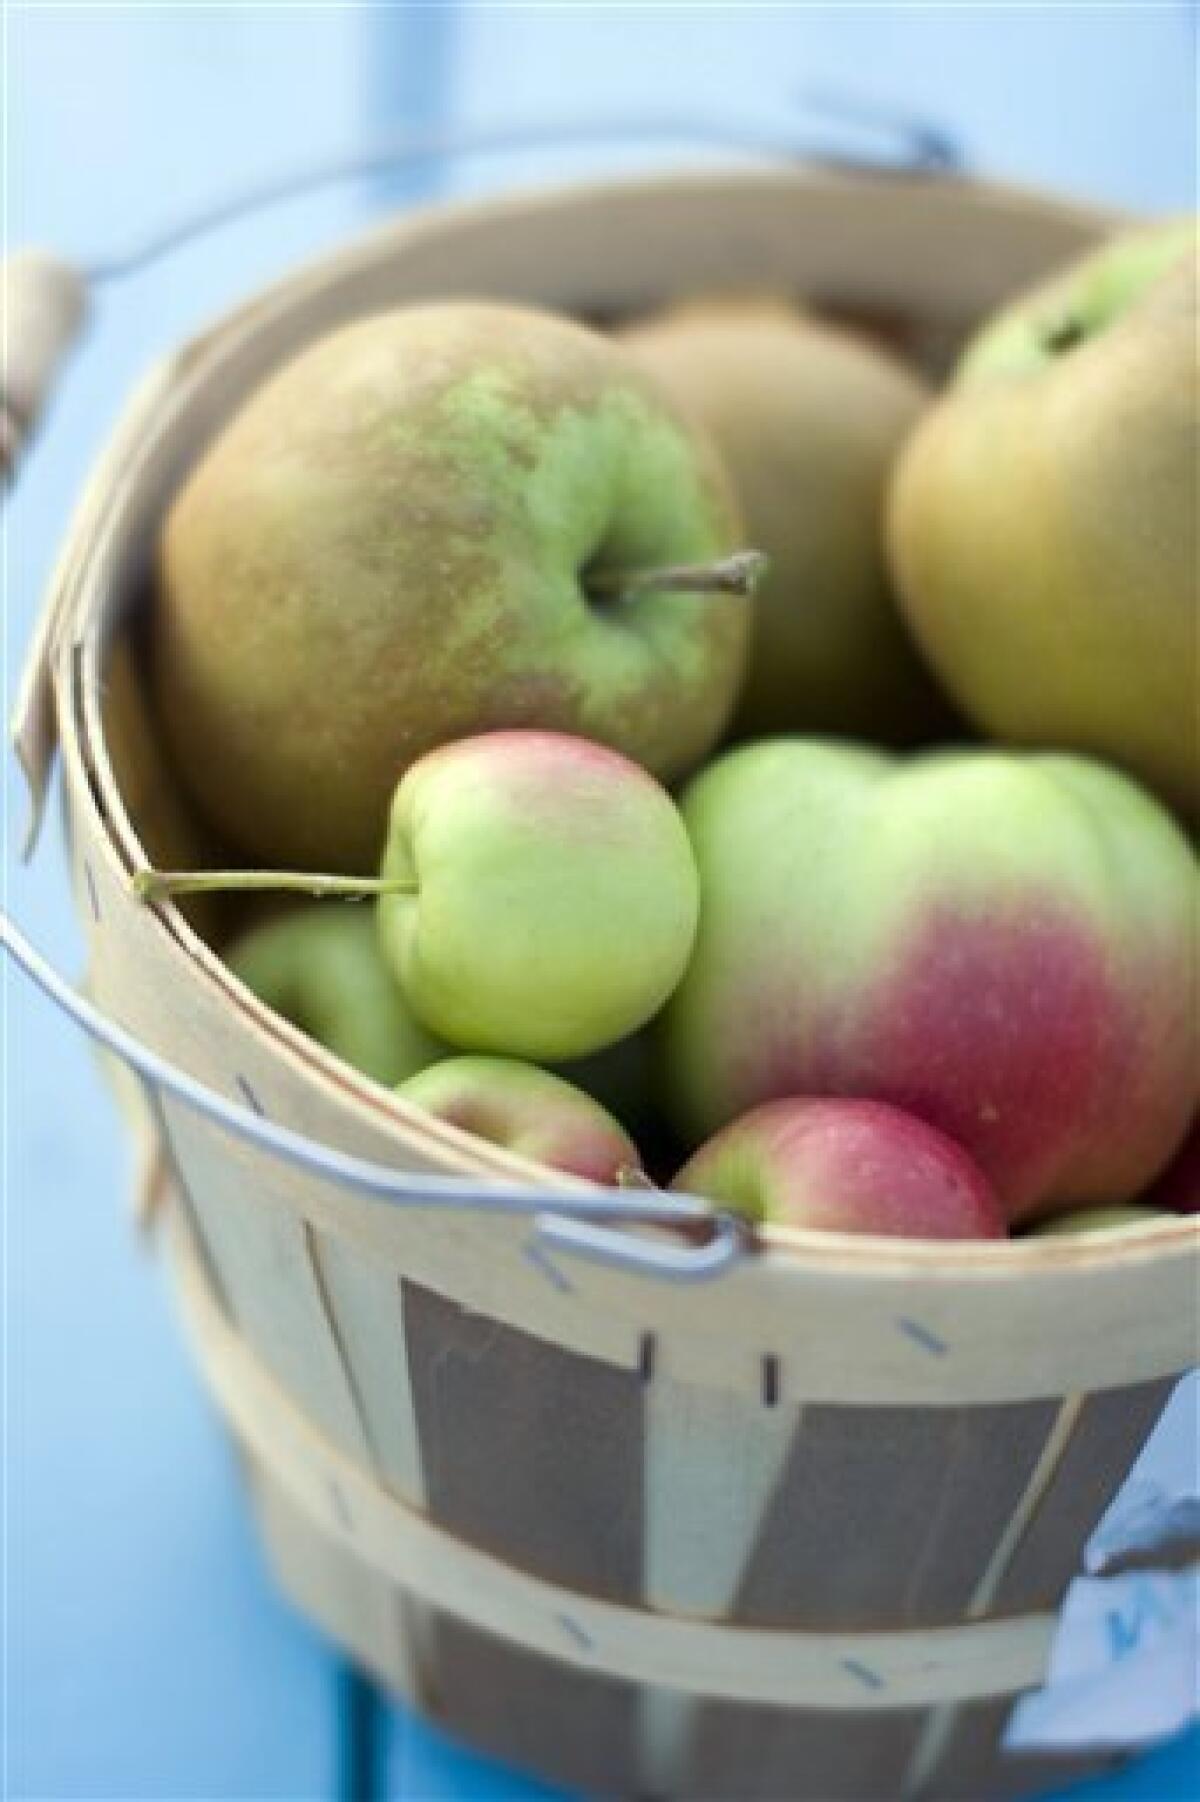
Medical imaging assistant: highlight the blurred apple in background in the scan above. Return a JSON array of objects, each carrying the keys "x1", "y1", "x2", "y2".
[
  {"x1": 227, "y1": 906, "x2": 445, "y2": 1086},
  {"x1": 889, "y1": 219, "x2": 1199, "y2": 818},
  {"x1": 622, "y1": 298, "x2": 957, "y2": 742}
]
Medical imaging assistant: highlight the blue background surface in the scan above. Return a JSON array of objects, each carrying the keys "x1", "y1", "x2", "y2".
[{"x1": 3, "y1": 5, "x2": 1197, "y2": 1799}]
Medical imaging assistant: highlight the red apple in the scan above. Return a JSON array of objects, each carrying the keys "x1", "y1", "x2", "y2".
[
  {"x1": 660, "y1": 742, "x2": 1197, "y2": 1225},
  {"x1": 672, "y1": 1097, "x2": 1005, "y2": 1239},
  {"x1": 396, "y1": 1055, "x2": 641, "y2": 1185}
]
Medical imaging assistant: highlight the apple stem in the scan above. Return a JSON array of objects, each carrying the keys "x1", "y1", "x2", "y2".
[
  {"x1": 133, "y1": 868, "x2": 419, "y2": 904},
  {"x1": 587, "y1": 548, "x2": 768, "y2": 603}
]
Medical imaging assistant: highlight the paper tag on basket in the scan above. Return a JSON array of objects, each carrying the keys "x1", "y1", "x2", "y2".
[
  {"x1": 1004, "y1": 1568, "x2": 1199, "y2": 1752},
  {"x1": 1086, "y1": 1372, "x2": 1200, "y2": 1574}
]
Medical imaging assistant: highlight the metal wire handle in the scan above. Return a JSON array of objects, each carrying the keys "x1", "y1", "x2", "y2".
[
  {"x1": 0, "y1": 909, "x2": 747, "y2": 1282},
  {"x1": 82, "y1": 95, "x2": 963, "y2": 286},
  {"x1": 1, "y1": 95, "x2": 963, "y2": 483}
]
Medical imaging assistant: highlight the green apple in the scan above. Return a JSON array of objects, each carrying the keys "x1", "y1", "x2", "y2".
[
  {"x1": 155, "y1": 301, "x2": 750, "y2": 871},
  {"x1": 621, "y1": 298, "x2": 956, "y2": 741},
  {"x1": 226, "y1": 905, "x2": 444, "y2": 1086},
  {"x1": 889, "y1": 219, "x2": 1198, "y2": 817},
  {"x1": 658, "y1": 740, "x2": 1197, "y2": 1225},
  {"x1": 378, "y1": 730, "x2": 700, "y2": 1060},
  {"x1": 672, "y1": 1097, "x2": 1004, "y2": 1238},
  {"x1": 397, "y1": 1056, "x2": 641, "y2": 1183},
  {"x1": 960, "y1": 219, "x2": 1195, "y2": 378}
]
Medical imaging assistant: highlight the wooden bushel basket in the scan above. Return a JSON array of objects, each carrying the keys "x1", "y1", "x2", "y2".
[{"x1": 12, "y1": 165, "x2": 1198, "y2": 1801}]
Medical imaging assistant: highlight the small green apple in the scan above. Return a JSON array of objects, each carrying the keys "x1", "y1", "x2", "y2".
[
  {"x1": 673, "y1": 1097, "x2": 1004, "y2": 1238},
  {"x1": 397, "y1": 1055, "x2": 641, "y2": 1183},
  {"x1": 226, "y1": 905, "x2": 444, "y2": 1085},
  {"x1": 378, "y1": 730, "x2": 700, "y2": 1060}
]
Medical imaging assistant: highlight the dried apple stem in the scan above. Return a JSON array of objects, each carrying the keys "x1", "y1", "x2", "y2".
[
  {"x1": 133, "y1": 868, "x2": 418, "y2": 904},
  {"x1": 587, "y1": 548, "x2": 768, "y2": 602}
]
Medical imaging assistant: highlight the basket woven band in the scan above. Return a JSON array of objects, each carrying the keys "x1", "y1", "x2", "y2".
[{"x1": 169, "y1": 1210, "x2": 1059, "y2": 1710}]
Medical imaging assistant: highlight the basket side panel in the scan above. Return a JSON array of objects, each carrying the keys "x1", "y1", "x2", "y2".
[
  {"x1": 306, "y1": 1234, "x2": 427, "y2": 1503},
  {"x1": 726, "y1": 1401, "x2": 1061, "y2": 1628},
  {"x1": 402, "y1": 1281, "x2": 644, "y2": 1599},
  {"x1": 159, "y1": 1098, "x2": 373, "y2": 1463},
  {"x1": 642, "y1": 1369, "x2": 801, "y2": 1618},
  {"x1": 425, "y1": 1611, "x2": 642, "y2": 1799},
  {"x1": 681, "y1": 1700, "x2": 926, "y2": 1802},
  {"x1": 636, "y1": 1366, "x2": 803, "y2": 1792},
  {"x1": 988, "y1": 1378, "x2": 1176, "y2": 1613}
]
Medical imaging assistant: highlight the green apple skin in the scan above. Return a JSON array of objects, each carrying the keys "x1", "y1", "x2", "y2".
[
  {"x1": 960, "y1": 219, "x2": 1196, "y2": 379},
  {"x1": 659, "y1": 740, "x2": 1198, "y2": 1225},
  {"x1": 155, "y1": 302, "x2": 747, "y2": 872},
  {"x1": 1026, "y1": 1205, "x2": 1169, "y2": 1237},
  {"x1": 379, "y1": 730, "x2": 700, "y2": 1061},
  {"x1": 672, "y1": 1097, "x2": 1004, "y2": 1239},
  {"x1": 889, "y1": 221, "x2": 1199, "y2": 818},
  {"x1": 226, "y1": 905, "x2": 445, "y2": 1085},
  {"x1": 622, "y1": 300, "x2": 956, "y2": 742},
  {"x1": 397, "y1": 1056, "x2": 641, "y2": 1184}
]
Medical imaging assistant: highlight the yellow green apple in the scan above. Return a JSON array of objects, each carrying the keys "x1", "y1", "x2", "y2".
[{"x1": 889, "y1": 219, "x2": 1198, "y2": 817}]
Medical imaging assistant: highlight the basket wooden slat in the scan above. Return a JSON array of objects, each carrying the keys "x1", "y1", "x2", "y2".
[
  {"x1": 31, "y1": 164, "x2": 1196, "y2": 1802},
  {"x1": 985, "y1": 1382, "x2": 1178, "y2": 1612},
  {"x1": 248, "y1": 1461, "x2": 427, "y2": 1710},
  {"x1": 242, "y1": 1451, "x2": 1125, "y2": 1802}
]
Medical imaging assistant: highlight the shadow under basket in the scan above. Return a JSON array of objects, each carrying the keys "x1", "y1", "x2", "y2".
[{"x1": 23, "y1": 164, "x2": 1198, "y2": 1801}]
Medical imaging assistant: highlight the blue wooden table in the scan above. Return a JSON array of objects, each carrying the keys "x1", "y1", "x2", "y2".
[{"x1": 5, "y1": 6, "x2": 1197, "y2": 1799}]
